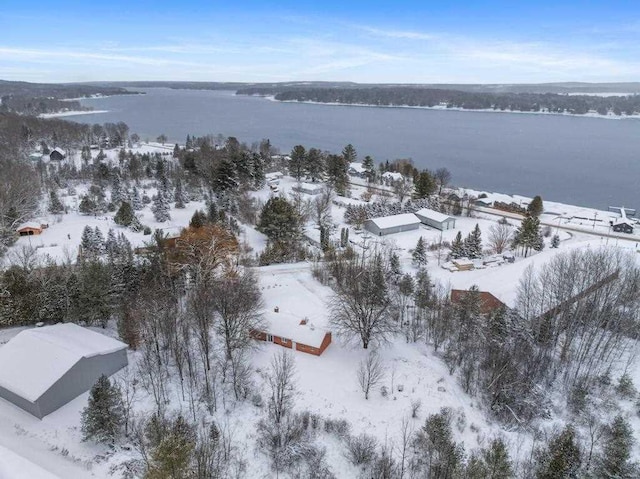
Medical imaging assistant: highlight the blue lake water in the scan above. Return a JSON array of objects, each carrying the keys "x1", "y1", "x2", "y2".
[{"x1": 69, "y1": 87, "x2": 640, "y2": 210}]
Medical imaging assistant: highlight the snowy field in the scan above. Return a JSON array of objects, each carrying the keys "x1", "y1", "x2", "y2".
[{"x1": 2, "y1": 146, "x2": 640, "y2": 476}]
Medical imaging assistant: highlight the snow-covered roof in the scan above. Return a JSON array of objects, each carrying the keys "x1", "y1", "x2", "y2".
[
  {"x1": 414, "y1": 208, "x2": 454, "y2": 223},
  {"x1": 382, "y1": 172, "x2": 403, "y2": 181},
  {"x1": 0, "y1": 445, "x2": 60, "y2": 479},
  {"x1": 349, "y1": 162, "x2": 367, "y2": 173},
  {"x1": 367, "y1": 213, "x2": 421, "y2": 230},
  {"x1": 51, "y1": 147, "x2": 66, "y2": 156},
  {"x1": 16, "y1": 221, "x2": 42, "y2": 231},
  {"x1": 265, "y1": 171, "x2": 284, "y2": 179},
  {"x1": 263, "y1": 310, "x2": 329, "y2": 348},
  {"x1": 0, "y1": 324, "x2": 127, "y2": 402},
  {"x1": 453, "y1": 258, "x2": 474, "y2": 266},
  {"x1": 294, "y1": 182, "x2": 324, "y2": 192}
]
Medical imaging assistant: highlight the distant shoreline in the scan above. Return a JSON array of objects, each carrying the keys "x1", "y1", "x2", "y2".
[
  {"x1": 39, "y1": 110, "x2": 109, "y2": 118},
  {"x1": 257, "y1": 95, "x2": 640, "y2": 120}
]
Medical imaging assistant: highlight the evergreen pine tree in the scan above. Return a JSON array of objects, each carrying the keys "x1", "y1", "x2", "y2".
[
  {"x1": 596, "y1": 415, "x2": 637, "y2": 478},
  {"x1": 389, "y1": 252, "x2": 402, "y2": 282},
  {"x1": 304, "y1": 147, "x2": 324, "y2": 182},
  {"x1": 131, "y1": 187, "x2": 143, "y2": 211},
  {"x1": 152, "y1": 192, "x2": 171, "y2": 222},
  {"x1": 94, "y1": 227, "x2": 105, "y2": 254},
  {"x1": 527, "y1": 195, "x2": 544, "y2": 217},
  {"x1": 483, "y1": 438, "x2": 513, "y2": 478},
  {"x1": 190, "y1": 210, "x2": 207, "y2": 229},
  {"x1": 105, "y1": 228, "x2": 118, "y2": 262},
  {"x1": 111, "y1": 174, "x2": 123, "y2": 205},
  {"x1": 535, "y1": 425, "x2": 582, "y2": 479},
  {"x1": 174, "y1": 178, "x2": 185, "y2": 208},
  {"x1": 48, "y1": 190, "x2": 65, "y2": 214},
  {"x1": 326, "y1": 154, "x2": 349, "y2": 196},
  {"x1": 81, "y1": 375, "x2": 124, "y2": 444},
  {"x1": 514, "y1": 213, "x2": 543, "y2": 257},
  {"x1": 79, "y1": 196, "x2": 97, "y2": 215},
  {"x1": 80, "y1": 226, "x2": 100, "y2": 259},
  {"x1": 465, "y1": 224, "x2": 482, "y2": 259},
  {"x1": 320, "y1": 225, "x2": 329, "y2": 252},
  {"x1": 412, "y1": 236, "x2": 428, "y2": 266},
  {"x1": 551, "y1": 234, "x2": 560, "y2": 248},
  {"x1": 145, "y1": 416, "x2": 196, "y2": 479},
  {"x1": 362, "y1": 155, "x2": 375, "y2": 182},
  {"x1": 450, "y1": 231, "x2": 465, "y2": 259},
  {"x1": 289, "y1": 145, "x2": 306, "y2": 180},
  {"x1": 213, "y1": 159, "x2": 237, "y2": 192},
  {"x1": 413, "y1": 170, "x2": 437, "y2": 199},
  {"x1": 114, "y1": 202, "x2": 135, "y2": 227}
]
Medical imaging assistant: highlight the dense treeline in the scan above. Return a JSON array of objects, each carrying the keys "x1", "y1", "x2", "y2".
[
  {"x1": 0, "y1": 80, "x2": 137, "y2": 115},
  {"x1": 236, "y1": 86, "x2": 640, "y2": 116}
]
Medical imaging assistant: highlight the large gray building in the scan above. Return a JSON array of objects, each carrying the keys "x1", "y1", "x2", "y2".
[
  {"x1": 364, "y1": 213, "x2": 421, "y2": 236},
  {"x1": 414, "y1": 208, "x2": 456, "y2": 231},
  {"x1": 0, "y1": 323, "x2": 128, "y2": 419}
]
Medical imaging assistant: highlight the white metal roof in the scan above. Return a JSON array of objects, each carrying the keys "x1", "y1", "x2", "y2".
[
  {"x1": 415, "y1": 208, "x2": 454, "y2": 223},
  {"x1": 367, "y1": 213, "x2": 421, "y2": 230},
  {"x1": 0, "y1": 324, "x2": 126, "y2": 402}
]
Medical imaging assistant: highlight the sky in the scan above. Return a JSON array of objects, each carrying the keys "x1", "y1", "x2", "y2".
[{"x1": 1, "y1": 0, "x2": 640, "y2": 84}]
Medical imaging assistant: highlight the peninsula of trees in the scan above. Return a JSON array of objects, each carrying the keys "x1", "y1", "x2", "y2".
[{"x1": 236, "y1": 86, "x2": 640, "y2": 116}]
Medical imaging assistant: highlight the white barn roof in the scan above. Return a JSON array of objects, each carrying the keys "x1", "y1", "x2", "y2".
[
  {"x1": 368, "y1": 213, "x2": 421, "y2": 230},
  {"x1": 0, "y1": 324, "x2": 126, "y2": 402},
  {"x1": 415, "y1": 208, "x2": 453, "y2": 223}
]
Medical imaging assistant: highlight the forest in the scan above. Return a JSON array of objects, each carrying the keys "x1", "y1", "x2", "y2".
[
  {"x1": 0, "y1": 80, "x2": 138, "y2": 114},
  {"x1": 236, "y1": 86, "x2": 640, "y2": 116}
]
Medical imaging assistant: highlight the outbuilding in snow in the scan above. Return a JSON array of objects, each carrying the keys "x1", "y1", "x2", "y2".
[
  {"x1": 292, "y1": 182, "x2": 324, "y2": 195},
  {"x1": 49, "y1": 147, "x2": 66, "y2": 161},
  {"x1": 0, "y1": 323, "x2": 128, "y2": 419},
  {"x1": 414, "y1": 208, "x2": 456, "y2": 231},
  {"x1": 364, "y1": 213, "x2": 421, "y2": 236},
  {"x1": 16, "y1": 222, "x2": 45, "y2": 236}
]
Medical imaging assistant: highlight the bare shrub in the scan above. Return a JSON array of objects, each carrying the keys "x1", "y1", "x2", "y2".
[{"x1": 346, "y1": 433, "x2": 378, "y2": 466}]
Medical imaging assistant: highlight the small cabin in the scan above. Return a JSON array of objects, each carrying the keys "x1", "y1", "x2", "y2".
[
  {"x1": 16, "y1": 222, "x2": 45, "y2": 236},
  {"x1": 612, "y1": 221, "x2": 634, "y2": 234},
  {"x1": 49, "y1": 147, "x2": 66, "y2": 162}
]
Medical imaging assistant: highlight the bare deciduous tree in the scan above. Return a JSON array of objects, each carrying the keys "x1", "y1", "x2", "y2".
[
  {"x1": 268, "y1": 350, "x2": 297, "y2": 424},
  {"x1": 357, "y1": 351, "x2": 385, "y2": 400},
  {"x1": 488, "y1": 222, "x2": 513, "y2": 254},
  {"x1": 434, "y1": 167, "x2": 452, "y2": 195},
  {"x1": 212, "y1": 270, "x2": 264, "y2": 361},
  {"x1": 313, "y1": 186, "x2": 333, "y2": 229},
  {"x1": 393, "y1": 180, "x2": 413, "y2": 203},
  {"x1": 329, "y1": 252, "x2": 396, "y2": 349}
]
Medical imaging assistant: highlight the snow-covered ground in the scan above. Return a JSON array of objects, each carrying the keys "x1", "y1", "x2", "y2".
[{"x1": 2, "y1": 148, "x2": 640, "y2": 476}]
